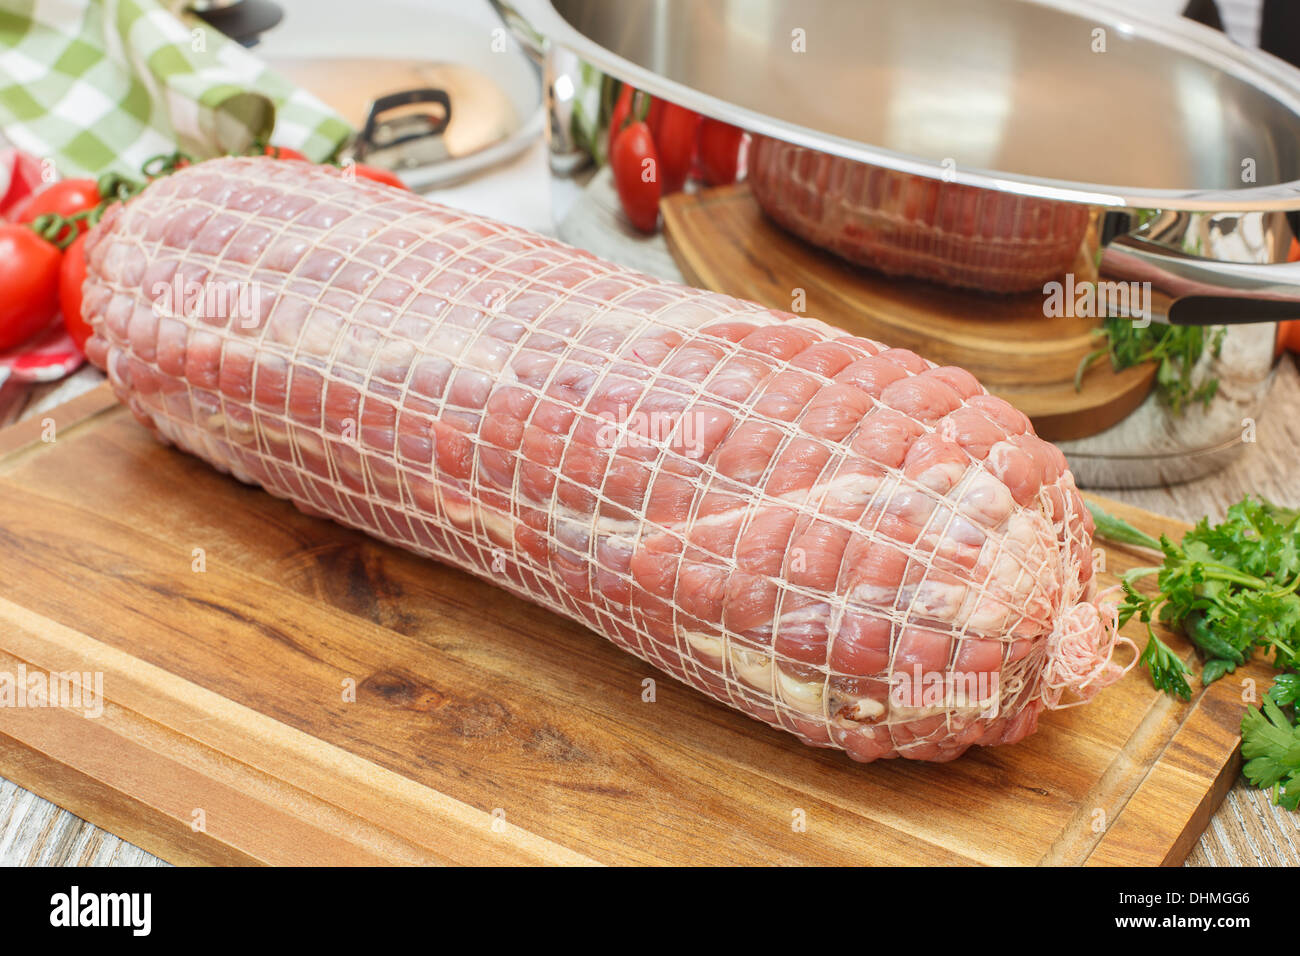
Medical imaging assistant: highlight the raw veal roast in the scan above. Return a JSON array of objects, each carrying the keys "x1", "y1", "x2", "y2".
[
  {"x1": 81, "y1": 157, "x2": 1127, "y2": 763},
  {"x1": 748, "y1": 135, "x2": 1091, "y2": 294}
]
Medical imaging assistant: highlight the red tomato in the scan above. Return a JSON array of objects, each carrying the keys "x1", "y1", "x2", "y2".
[
  {"x1": 1275, "y1": 242, "x2": 1300, "y2": 356},
  {"x1": 610, "y1": 121, "x2": 661, "y2": 233},
  {"x1": 607, "y1": 84, "x2": 635, "y2": 160},
  {"x1": 262, "y1": 144, "x2": 308, "y2": 161},
  {"x1": 1278, "y1": 320, "x2": 1300, "y2": 355},
  {"x1": 696, "y1": 118, "x2": 745, "y2": 186},
  {"x1": 17, "y1": 178, "x2": 100, "y2": 244},
  {"x1": 60, "y1": 232, "x2": 92, "y2": 352},
  {"x1": 646, "y1": 97, "x2": 665, "y2": 140},
  {"x1": 0, "y1": 225, "x2": 61, "y2": 352},
  {"x1": 352, "y1": 163, "x2": 408, "y2": 189},
  {"x1": 653, "y1": 103, "x2": 701, "y2": 195}
]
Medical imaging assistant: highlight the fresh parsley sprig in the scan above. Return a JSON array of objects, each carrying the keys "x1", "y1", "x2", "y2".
[
  {"x1": 1074, "y1": 317, "x2": 1225, "y2": 415},
  {"x1": 1088, "y1": 497, "x2": 1300, "y2": 810},
  {"x1": 1091, "y1": 498, "x2": 1300, "y2": 686},
  {"x1": 1242, "y1": 689, "x2": 1300, "y2": 811}
]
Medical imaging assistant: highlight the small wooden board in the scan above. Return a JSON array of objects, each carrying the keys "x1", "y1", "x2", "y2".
[
  {"x1": 661, "y1": 184, "x2": 1155, "y2": 441},
  {"x1": 0, "y1": 386, "x2": 1272, "y2": 865}
]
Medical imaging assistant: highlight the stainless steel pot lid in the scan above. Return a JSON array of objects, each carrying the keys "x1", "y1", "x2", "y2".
[
  {"x1": 255, "y1": 0, "x2": 544, "y2": 189},
  {"x1": 265, "y1": 56, "x2": 544, "y2": 188},
  {"x1": 508, "y1": 0, "x2": 1300, "y2": 211}
]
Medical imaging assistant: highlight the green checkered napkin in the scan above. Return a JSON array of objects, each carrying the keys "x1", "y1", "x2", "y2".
[{"x1": 0, "y1": 0, "x2": 353, "y2": 178}]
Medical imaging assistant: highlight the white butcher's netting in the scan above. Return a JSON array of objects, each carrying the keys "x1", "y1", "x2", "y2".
[{"x1": 82, "y1": 157, "x2": 1132, "y2": 762}]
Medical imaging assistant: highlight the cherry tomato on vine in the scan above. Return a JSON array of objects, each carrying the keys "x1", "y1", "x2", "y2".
[
  {"x1": 696, "y1": 118, "x2": 745, "y2": 186},
  {"x1": 352, "y1": 163, "x2": 408, "y2": 189},
  {"x1": 610, "y1": 120, "x2": 661, "y2": 233},
  {"x1": 60, "y1": 232, "x2": 93, "y2": 353},
  {"x1": 646, "y1": 97, "x2": 665, "y2": 140},
  {"x1": 17, "y1": 178, "x2": 100, "y2": 244},
  {"x1": 262, "y1": 144, "x2": 308, "y2": 161},
  {"x1": 653, "y1": 103, "x2": 701, "y2": 195},
  {"x1": 0, "y1": 224, "x2": 61, "y2": 352},
  {"x1": 607, "y1": 84, "x2": 635, "y2": 161}
]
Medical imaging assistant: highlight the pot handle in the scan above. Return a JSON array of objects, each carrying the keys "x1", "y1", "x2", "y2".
[
  {"x1": 352, "y1": 88, "x2": 451, "y2": 162},
  {"x1": 1099, "y1": 233, "x2": 1300, "y2": 326}
]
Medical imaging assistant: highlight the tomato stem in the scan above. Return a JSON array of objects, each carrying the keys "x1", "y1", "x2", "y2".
[
  {"x1": 140, "y1": 151, "x2": 192, "y2": 179},
  {"x1": 27, "y1": 211, "x2": 85, "y2": 250}
]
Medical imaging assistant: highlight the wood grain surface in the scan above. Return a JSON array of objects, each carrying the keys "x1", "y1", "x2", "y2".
[
  {"x1": 0, "y1": 380, "x2": 1288, "y2": 866},
  {"x1": 661, "y1": 185, "x2": 1157, "y2": 441}
]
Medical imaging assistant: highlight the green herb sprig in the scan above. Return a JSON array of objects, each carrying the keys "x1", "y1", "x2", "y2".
[
  {"x1": 1074, "y1": 317, "x2": 1225, "y2": 415},
  {"x1": 1088, "y1": 497, "x2": 1300, "y2": 810},
  {"x1": 1242, "y1": 689, "x2": 1300, "y2": 811}
]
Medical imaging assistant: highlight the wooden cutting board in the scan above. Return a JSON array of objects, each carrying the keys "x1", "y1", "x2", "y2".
[
  {"x1": 0, "y1": 385, "x2": 1274, "y2": 866},
  {"x1": 661, "y1": 185, "x2": 1156, "y2": 442}
]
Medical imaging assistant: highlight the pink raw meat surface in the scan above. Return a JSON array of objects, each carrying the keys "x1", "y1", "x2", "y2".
[
  {"x1": 748, "y1": 135, "x2": 1091, "y2": 294},
  {"x1": 81, "y1": 157, "x2": 1127, "y2": 763}
]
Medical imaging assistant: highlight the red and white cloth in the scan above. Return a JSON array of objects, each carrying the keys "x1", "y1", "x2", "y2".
[
  {"x1": 0, "y1": 323, "x2": 83, "y2": 387},
  {"x1": 0, "y1": 145, "x2": 87, "y2": 386},
  {"x1": 0, "y1": 146, "x2": 46, "y2": 220}
]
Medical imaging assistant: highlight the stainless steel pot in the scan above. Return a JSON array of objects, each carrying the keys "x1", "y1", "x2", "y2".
[{"x1": 495, "y1": 0, "x2": 1300, "y2": 487}]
